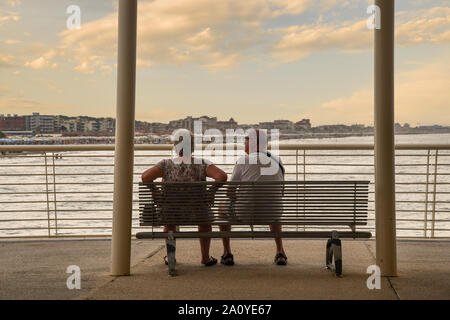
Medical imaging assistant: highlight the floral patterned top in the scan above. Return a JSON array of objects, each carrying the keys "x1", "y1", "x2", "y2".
[{"x1": 156, "y1": 157, "x2": 212, "y2": 182}]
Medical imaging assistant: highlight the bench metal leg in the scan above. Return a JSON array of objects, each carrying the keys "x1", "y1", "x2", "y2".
[
  {"x1": 166, "y1": 231, "x2": 176, "y2": 277},
  {"x1": 326, "y1": 230, "x2": 343, "y2": 277},
  {"x1": 326, "y1": 239, "x2": 333, "y2": 269}
]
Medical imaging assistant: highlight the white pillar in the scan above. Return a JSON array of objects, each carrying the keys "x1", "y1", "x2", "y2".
[
  {"x1": 111, "y1": 0, "x2": 137, "y2": 276},
  {"x1": 374, "y1": 0, "x2": 398, "y2": 277}
]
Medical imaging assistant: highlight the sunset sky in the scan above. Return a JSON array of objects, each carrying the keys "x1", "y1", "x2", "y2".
[{"x1": 1, "y1": 0, "x2": 450, "y2": 126}]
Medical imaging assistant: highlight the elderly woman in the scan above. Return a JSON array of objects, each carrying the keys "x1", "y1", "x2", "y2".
[{"x1": 141, "y1": 129, "x2": 227, "y2": 266}]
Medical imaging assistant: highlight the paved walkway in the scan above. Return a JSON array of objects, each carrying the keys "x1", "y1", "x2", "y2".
[{"x1": 1, "y1": 239, "x2": 449, "y2": 299}]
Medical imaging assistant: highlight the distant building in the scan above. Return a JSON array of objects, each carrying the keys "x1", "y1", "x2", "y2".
[
  {"x1": 295, "y1": 119, "x2": 311, "y2": 131},
  {"x1": 168, "y1": 115, "x2": 236, "y2": 133},
  {"x1": 273, "y1": 120, "x2": 294, "y2": 131},
  {"x1": 61, "y1": 119, "x2": 77, "y2": 133},
  {"x1": 0, "y1": 114, "x2": 26, "y2": 131},
  {"x1": 135, "y1": 120, "x2": 150, "y2": 132},
  {"x1": 258, "y1": 122, "x2": 274, "y2": 130},
  {"x1": 217, "y1": 118, "x2": 238, "y2": 131},
  {"x1": 24, "y1": 113, "x2": 56, "y2": 133},
  {"x1": 149, "y1": 122, "x2": 168, "y2": 133},
  {"x1": 195, "y1": 116, "x2": 218, "y2": 131},
  {"x1": 99, "y1": 118, "x2": 115, "y2": 133}
]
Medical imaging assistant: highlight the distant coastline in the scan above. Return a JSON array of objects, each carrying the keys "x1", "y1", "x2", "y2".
[
  {"x1": 1, "y1": 113, "x2": 450, "y2": 145},
  {"x1": 1, "y1": 131, "x2": 450, "y2": 146}
]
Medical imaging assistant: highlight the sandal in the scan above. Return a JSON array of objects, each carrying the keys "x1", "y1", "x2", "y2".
[
  {"x1": 203, "y1": 256, "x2": 218, "y2": 267},
  {"x1": 274, "y1": 253, "x2": 287, "y2": 266},
  {"x1": 220, "y1": 253, "x2": 235, "y2": 266}
]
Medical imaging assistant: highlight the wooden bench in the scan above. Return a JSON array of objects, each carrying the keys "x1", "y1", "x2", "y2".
[{"x1": 136, "y1": 181, "x2": 371, "y2": 277}]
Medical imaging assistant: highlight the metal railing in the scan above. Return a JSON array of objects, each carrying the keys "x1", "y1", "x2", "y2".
[{"x1": 0, "y1": 143, "x2": 449, "y2": 239}]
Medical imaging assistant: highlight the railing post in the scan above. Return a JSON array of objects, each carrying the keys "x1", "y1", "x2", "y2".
[
  {"x1": 52, "y1": 153, "x2": 58, "y2": 237},
  {"x1": 303, "y1": 150, "x2": 306, "y2": 182},
  {"x1": 111, "y1": 0, "x2": 138, "y2": 276},
  {"x1": 303, "y1": 150, "x2": 306, "y2": 231},
  {"x1": 374, "y1": 0, "x2": 397, "y2": 276},
  {"x1": 353, "y1": 182, "x2": 357, "y2": 237},
  {"x1": 424, "y1": 149, "x2": 430, "y2": 238},
  {"x1": 296, "y1": 149, "x2": 299, "y2": 232},
  {"x1": 431, "y1": 150, "x2": 439, "y2": 238},
  {"x1": 44, "y1": 152, "x2": 51, "y2": 237}
]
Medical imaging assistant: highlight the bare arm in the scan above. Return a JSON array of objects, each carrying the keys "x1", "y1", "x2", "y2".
[
  {"x1": 141, "y1": 166, "x2": 163, "y2": 182},
  {"x1": 205, "y1": 164, "x2": 227, "y2": 205},
  {"x1": 141, "y1": 166, "x2": 164, "y2": 205},
  {"x1": 206, "y1": 164, "x2": 227, "y2": 182}
]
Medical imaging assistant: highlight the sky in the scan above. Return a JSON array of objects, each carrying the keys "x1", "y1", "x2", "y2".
[{"x1": 1, "y1": 0, "x2": 450, "y2": 126}]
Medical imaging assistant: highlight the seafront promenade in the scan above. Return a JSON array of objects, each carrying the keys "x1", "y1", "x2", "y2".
[
  {"x1": 1, "y1": 141, "x2": 449, "y2": 299},
  {"x1": 1, "y1": 238, "x2": 448, "y2": 300}
]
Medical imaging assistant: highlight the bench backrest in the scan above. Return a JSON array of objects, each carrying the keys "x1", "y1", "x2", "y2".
[{"x1": 139, "y1": 181, "x2": 370, "y2": 229}]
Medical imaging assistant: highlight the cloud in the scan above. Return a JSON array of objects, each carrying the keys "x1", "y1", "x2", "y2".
[
  {"x1": 0, "y1": 40, "x2": 50, "y2": 70},
  {"x1": 303, "y1": 53, "x2": 450, "y2": 125},
  {"x1": 0, "y1": 12, "x2": 19, "y2": 24},
  {"x1": 0, "y1": 97, "x2": 42, "y2": 110},
  {"x1": 272, "y1": 6, "x2": 450, "y2": 62},
  {"x1": 4, "y1": 0, "x2": 21, "y2": 8},
  {"x1": 396, "y1": 7, "x2": 450, "y2": 46},
  {"x1": 202, "y1": 52, "x2": 240, "y2": 71},
  {"x1": 4, "y1": 39, "x2": 21, "y2": 44},
  {"x1": 27, "y1": 0, "x2": 315, "y2": 73},
  {"x1": 272, "y1": 19, "x2": 371, "y2": 62},
  {"x1": 317, "y1": 0, "x2": 362, "y2": 11},
  {"x1": 24, "y1": 57, "x2": 57, "y2": 70},
  {"x1": 0, "y1": 52, "x2": 17, "y2": 67},
  {"x1": 9, "y1": 1, "x2": 450, "y2": 74},
  {"x1": 0, "y1": 0, "x2": 21, "y2": 25}
]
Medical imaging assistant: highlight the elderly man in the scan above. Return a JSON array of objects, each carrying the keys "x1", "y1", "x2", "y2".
[{"x1": 219, "y1": 129, "x2": 287, "y2": 266}]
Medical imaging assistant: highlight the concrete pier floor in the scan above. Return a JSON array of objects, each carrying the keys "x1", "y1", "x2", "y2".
[{"x1": 0, "y1": 239, "x2": 449, "y2": 300}]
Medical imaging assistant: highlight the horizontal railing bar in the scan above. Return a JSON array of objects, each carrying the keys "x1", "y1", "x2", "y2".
[
  {"x1": 0, "y1": 227, "x2": 114, "y2": 230},
  {"x1": 0, "y1": 209, "x2": 115, "y2": 212},
  {"x1": 1, "y1": 207, "x2": 450, "y2": 214},
  {"x1": 2, "y1": 191, "x2": 450, "y2": 196},
  {"x1": 2, "y1": 162, "x2": 449, "y2": 168},
  {"x1": 0, "y1": 234, "x2": 447, "y2": 240},
  {"x1": 1, "y1": 182, "x2": 450, "y2": 186},
  {"x1": 0, "y1": 179, "x2": 446, "y2": 184},
  {"x1": 4, "y1": 172, "x2": 446, "y2": 177},
  {"x1": 1, "y1": 208, "x2": 448, "y2": 213},
  {"x1": 1, "y1": 143, "x2": 450, "y2": 152},
  {"x1": 0, "y1": 183, "x2": 116, "y2": 185},
  {"x1": 1, "y1": 153, "x2": 449, "y2": 159},
  {"x1": 304, "y1": 153, "x2": 450, "y2": 157},
  {"x1": 0, "y1": 191, "x2": 114, "y2": 195},
  {"x1": 0, "y1": 235, "x2": 114, "y2": 239},
  {"x1": 2, "y1": 218, "x2": 449, "y2": 223},
  {"x1": 367, "y1": 209, "x2": 450, "y2": 212},
  {"x1": 1, "y1": 226, "x2": 445, "y2": 232},
  {"x1": 0, "y1": 184, "x2": 440, "y2": 188},
  {"x1": 0, "y1": 218, "x2": 117, "y2": 222},
  {"x1": 1, "y1": 172, "x2": 448, "y2": 178}
]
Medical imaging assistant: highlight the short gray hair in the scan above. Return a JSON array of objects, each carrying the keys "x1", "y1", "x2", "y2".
[{"x1": 172, "y1": 129, "x2": 195, "y2": 156}]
